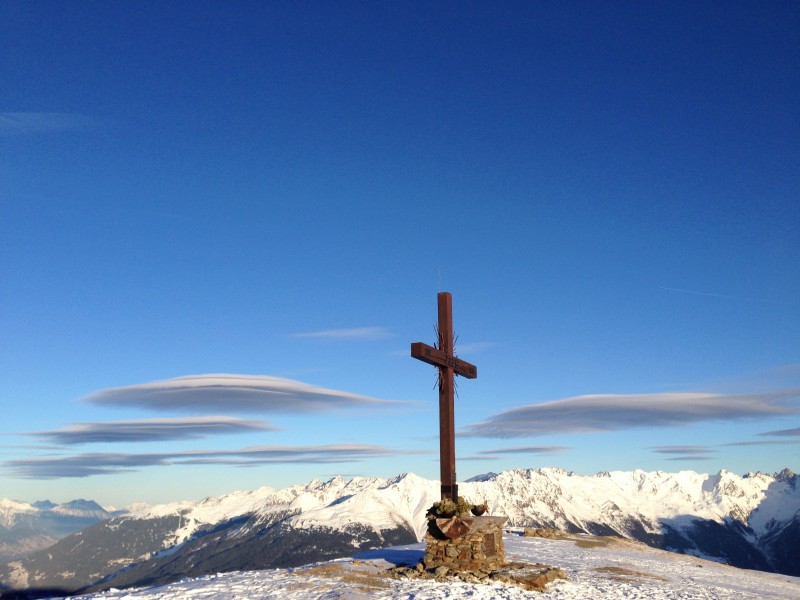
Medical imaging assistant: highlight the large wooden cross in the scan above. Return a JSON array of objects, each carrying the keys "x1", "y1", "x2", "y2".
[{"x1": 411, "y1": 292, "x2": 477, "y2": 500}]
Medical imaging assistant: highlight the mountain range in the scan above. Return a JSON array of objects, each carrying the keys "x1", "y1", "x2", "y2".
[
  {"x1": 0, "y1": 499, "x2": 118, "y2": 562},
  {"x1": 1, "y1": 467, "x2": 797, "y2": 598}
]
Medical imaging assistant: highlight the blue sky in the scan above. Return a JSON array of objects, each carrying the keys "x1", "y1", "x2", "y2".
[{"x1": 1, "y1": 1, "x2": 798, "y2": 507}]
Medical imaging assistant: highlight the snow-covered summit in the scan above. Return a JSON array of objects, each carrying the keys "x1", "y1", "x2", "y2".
[
  {"x1": 0, "y1": 497, "x2": 114, "y2": 529},
  {"x1": 0, "y1": 497, "x2": 118, "y2": 561},
  {"x1": 459, "y1": 467, "x2": 778, "y2": 532},
  {"x1": 51, "y1": 499, "x2": 109, "y2": 519},
  {"x1": 0, "y1": 499, "x2": 37, "y2": 529}
]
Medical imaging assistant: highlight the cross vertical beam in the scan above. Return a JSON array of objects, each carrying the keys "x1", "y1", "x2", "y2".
[
  {"x1": 411, "y1": 292, "x2": 477, "y2": 501},
  {"x1": 437, "y1": 292, "x2": 457, "y2": 501}
]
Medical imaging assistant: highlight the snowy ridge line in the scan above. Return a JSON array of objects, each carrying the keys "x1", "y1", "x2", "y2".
[
  {"x1": 121, "y1": 473, "x2": 438, "y2": 545},
  {"x1": 117, "y1": 467, "x2": 798, "y2": 542}
]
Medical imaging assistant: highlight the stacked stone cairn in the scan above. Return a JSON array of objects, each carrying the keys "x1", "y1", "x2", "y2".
[
  {"x1": 386, "y1": 499, "x2": 567, "y2": 591},
  {"x1": 423, "y1": 515, "x2": 507, "y2": 575}
]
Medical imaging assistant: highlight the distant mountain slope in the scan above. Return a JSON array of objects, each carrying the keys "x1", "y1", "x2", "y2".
[
  {"x1": 0, "y1": 499, "x2": 116, "y2": 561},
  {"x1": 460, "y1": 467, "x2": 800, "y2": 576},
  {"x1": 1, "y1": 468, "x2": 797, "y2": 597}
]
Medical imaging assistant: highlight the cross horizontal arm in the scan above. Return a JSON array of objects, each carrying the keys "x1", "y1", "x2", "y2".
[{"x1": 410, "y1": 342, "x2": 478, "y2": 379}]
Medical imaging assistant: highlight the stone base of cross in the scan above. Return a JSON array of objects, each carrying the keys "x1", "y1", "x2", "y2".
[{"x1": 411, "y1": 292, "x2": 477, "y2": 500}]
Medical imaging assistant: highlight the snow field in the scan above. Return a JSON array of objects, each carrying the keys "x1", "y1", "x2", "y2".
[{"x1": 66, "y1": 531, "x2": 799, "y2": 600}]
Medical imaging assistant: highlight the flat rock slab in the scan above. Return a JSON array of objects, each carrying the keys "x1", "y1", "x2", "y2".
[
  {"x1": 390, "y1": 560, "x2": 567, "y2": 592},
  {"x1": 435, "y1": 515, "x2": 508, "y2": 539},
  {"x1": 492, "y1": 562, "x2": 568, "y2": 591}
]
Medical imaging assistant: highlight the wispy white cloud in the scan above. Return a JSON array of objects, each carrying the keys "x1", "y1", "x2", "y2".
[
  {"x1": 288, "y1": 327, "x2": 391, "y2": 340},
  {"x1": 757, "y1": 426, "x2": 800, "y2": 437},
  {"x1": 720, "y1": 424, "x2": 800, "y2": 448},
  {"x1": 4, "y1": 444, "x2": 425, "y2": 479},
  {"x1": 462, "y1": 389, "x2": 800, "y2": 438},
  {"x1": 83, "y1": 374, "x2": 407, "y2": 413},
  {"x1": 5, "y1": 453, "x2": 166, "y2": 479},
  {"x1": 723, "y1": 440, "x2": 800, "y2": 447},
  {"x1": 28, "y1": 416, "x2": 278, "y2": 445},
  {"x1": 477, "y1": 445, "x2": 569, "y2": 455},
  {"x1": 649, "y1": 445, "x2": 717, "y2": 455},
  {"x1": 0, "y1": 112, "x2": 101, "y2": 135},
  {"x1": 649, "y1": 445, "x2": 717, "y2": 461},
  {"x1": 665, "y1": 455, "x2": 717, "y2": 461}
]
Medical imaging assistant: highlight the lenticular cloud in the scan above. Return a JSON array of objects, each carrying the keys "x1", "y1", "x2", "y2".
[
  {"x1": 83, "y1": 374, "x2": 403, "y2": 413},
  {"x1": 30, "y1": 416, "x2": 277, "y2": 445},
  {"x1": 462, "y1": 389, "x2": 800, "y2": 438},
  {"x1": 4, "y1": 443, "x2": 417, "y2": 479}
]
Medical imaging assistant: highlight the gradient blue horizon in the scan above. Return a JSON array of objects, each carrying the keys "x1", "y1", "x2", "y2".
[{"x1": 1, "y1": 1, "x2": 797, "y2": 506}]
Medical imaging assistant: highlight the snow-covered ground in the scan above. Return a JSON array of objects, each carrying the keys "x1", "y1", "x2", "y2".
[{"x1": 65, "y1": 531, "x2": 799, "y2": 600}]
